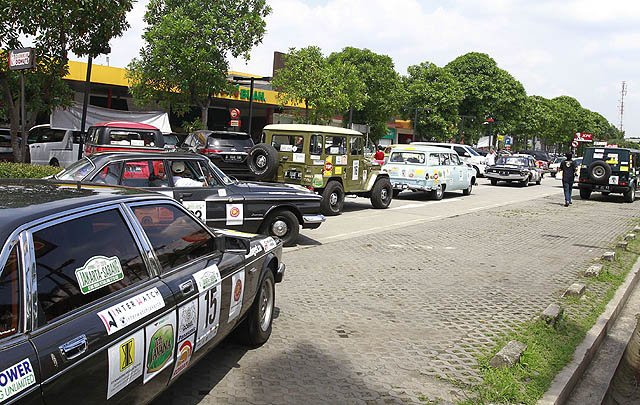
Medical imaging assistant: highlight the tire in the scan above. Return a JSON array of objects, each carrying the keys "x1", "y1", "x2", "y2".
[
  {"x1": 490, "y1": 179, "x2": 498, "y2": 186},
  {"x1": 579, "y1": 187, "x2": 591, "y2": 200},
  {"x1": 462, "y1": 181, "x2": 473, "y2": 196},
  {"x1": 429, "y1": 184, "x2": 444, "y2": 200},
  {"x1": 248, "y1": 143, "x2": 279, "y2": 180},
  {"x1": 624, "y1": 184, "x2": 635, "y2": 203},
  {"x1": 473, "y1": 166, "x2": 481, "y2": 179},
  {"x1": 536, "y1": 176, "x2": 541, "y2": 185},
  {"x1": 551, "y1": 173, "x2": 556, "y2": 178},
  {"x1": 49, "y1": 158, "x2": 60, "y2": 167},
  {"x1": 370, "y1": 177, "x2": 393, "y2": 209},
  {"x1": 521, "y1": 176, "x2": 529, "y2": 187},
  {"x1": 237, "y1": 270, "x2": 275, "y2": 347},
  {"x1": 260, "y1": 210, "x2": 299, "y2": 247},
  {"x1": 588, "y1": 161, "x2": 612, "y2": 183},
  {"x1": 320, "y1": 181, "x2": 344, "y2": 216}
]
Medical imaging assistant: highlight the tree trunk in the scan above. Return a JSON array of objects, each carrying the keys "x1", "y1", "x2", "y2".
[
  {"x1": 200, "y1": 100, "x2": 210, "y2": 130},
  {"x1": 305, "y1": 99, "x2": 309, "y2": 124},
  {"x1": 0, "y1": 71, "x2": 25, "y2": 162}
]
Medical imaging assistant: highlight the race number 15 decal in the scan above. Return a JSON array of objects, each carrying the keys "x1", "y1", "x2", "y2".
[{"x1": 193, "y1": 266, "x2": 221, "y2": 352}]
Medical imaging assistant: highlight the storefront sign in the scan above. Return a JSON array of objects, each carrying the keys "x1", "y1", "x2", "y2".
[{"x1": 8, "y1": 48, "x2": 35, "y2": 70}]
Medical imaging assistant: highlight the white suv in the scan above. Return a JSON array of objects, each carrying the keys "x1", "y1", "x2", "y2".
[
  {"x1": 28, "y1": 124, "x2": 82, "y2": 167},
  {"x1": 411, "y1": 142, "x2": 487, "y2": 177}
]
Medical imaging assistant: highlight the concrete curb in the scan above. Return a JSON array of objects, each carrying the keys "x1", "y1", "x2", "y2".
[{"x1": 538, "y1": 253, "x2": 640, "y2": 405}]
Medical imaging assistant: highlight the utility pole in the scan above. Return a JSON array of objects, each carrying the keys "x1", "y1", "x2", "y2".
[
  {"x1": 402, "y1": 106, "x2": 429, "y2": 141},
  {"x1": 619, "y1": 81, "x2": 627, "y2": 133}
]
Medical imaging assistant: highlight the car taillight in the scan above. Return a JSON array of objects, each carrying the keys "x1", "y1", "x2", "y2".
[
  {"x1": 201, "y1": 148, "x2": 222, "y2": 154},
  {"x1": 621, "y1": 181, "x2": 628, "y2": 186}
]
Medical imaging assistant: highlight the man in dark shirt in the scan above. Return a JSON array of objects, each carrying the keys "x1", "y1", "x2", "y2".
[{"x1": 561, "y1": 152, "x2": 577, "y2": 207}]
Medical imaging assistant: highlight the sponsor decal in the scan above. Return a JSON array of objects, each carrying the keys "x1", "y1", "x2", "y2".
[
  {"x1": 609, "y1": 176, "x2": 619, "y2": 185},
  {"x1": 144, "y1": 313, "x2": 176, "y2": 383},
  {"x1": 335, "y1": 167, "x2": 343, "y2": 175},
  {"x1": 171, "y1": 336, "x2": 194, "y2": 379},
  {"x1": 225, "y1": 203, "x2": 243, "y2": 226},
  {"x1": 0, "y1": 359, "x2": 36, "y2": 402},
  {"x1": 310, "y1": 155, "x2": 321, "y2": 160},
  {"x1": 312, "y1": 174, "x2": 324, "y2": 188},
  {"x1": 228, "y1": 270, "x2": 245, "y2": 323},
  {"x1": 352, "y1": 160, "x2": 360, "y2": 181},
  {"x1": 177, "y1": 300, "x2": 198, "y2": 342},
  {"x1": 362, "y1": 170, "x2": 367, "y2": 181},
  {"x1": 98, "y1": 288, "x2": 165, "y2": 335},
  {"x1": 195, "y1": 278, "x2": 221, "y2": 352},
  {"x1": 245, "y1": 244, "x2": 263, "y2": 259},
  {"x1": 336, "y1": 155, "x2": 347, "y2": 165},
  {"x1": 293, "y1": 153, "x2": 305, "y2": 163},
  {"x1": 280, "y1": 144, "x2": 293, "y2": 152},
  {"x1": 75, "y1": 255, "x2": 124, "y2": 294},
  {"x1": 259, "y1": 236, "x2": 277, "y2": 252},
  {"x1": 182, "y1": 200, "x2": 207, "y2": 222},
  {"x1": 217, "y1": 188, "x2": 227, "y2": 197},
  {"x1": 193, "y1": 265, "x2": 221, "y2": 292},
  {"x1": 107, "y1": 330, "x2": 144, "y2": 399},
  {"x1": 313, "y1": 160, "x2": 324, "y2": 166}
]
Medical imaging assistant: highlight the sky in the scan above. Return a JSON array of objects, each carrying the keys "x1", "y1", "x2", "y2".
[{"x1": 93, "y1": 0, "x2": 639, "y2": 138}]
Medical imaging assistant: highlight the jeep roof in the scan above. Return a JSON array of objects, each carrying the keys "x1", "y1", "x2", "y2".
[{"x1": 263, "y1": 124, "x2": 362, "y2": 136}]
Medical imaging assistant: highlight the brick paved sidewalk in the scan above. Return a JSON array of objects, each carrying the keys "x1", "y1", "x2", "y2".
[{"x1": 156, "y1": 194, "x2": 640, "y2": 404}]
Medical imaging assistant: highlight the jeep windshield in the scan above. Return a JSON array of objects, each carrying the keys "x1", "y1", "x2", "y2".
[
  {"x1": 584, "y1": 148, "x2": 629, "y2": 169},
  {"x1": 389, "y1": 152, "x2": 425, "y2": 164},
  {"x1": 496, "y1": 156, "x2": 527, "y2": 167}
]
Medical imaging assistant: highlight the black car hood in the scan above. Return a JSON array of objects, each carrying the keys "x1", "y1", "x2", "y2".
[{"x1": 231, "y1": 181, "x2": 318, "y2": 197}]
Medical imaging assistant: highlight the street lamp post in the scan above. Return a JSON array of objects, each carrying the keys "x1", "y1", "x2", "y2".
[{"x1": 233, "y1": 76, "x2": 272, "y2": 138}]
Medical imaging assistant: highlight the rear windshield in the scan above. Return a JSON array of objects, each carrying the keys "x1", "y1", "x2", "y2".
[
  {"x1": 207, "y1": 134, "x2": 254, "y2": 149},
  {"x1": 110, "y1": 130, "x2": 159, "y2": 147},
  {"x1": 389, "y1": 152, "x2": 426, "y2": 164},
  {"x1": 584, "y1": 148, "x2": 629, "y2": 167}
]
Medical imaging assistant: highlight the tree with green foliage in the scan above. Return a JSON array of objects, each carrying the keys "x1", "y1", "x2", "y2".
[
  {"x1": 403, "y1": 62, "x2": 464, "y2": 141},
  {"x1": 327, "y1": 47, "x2": 402, "y2": 143},
  {"x1": 1, "y1": 0, "x2": 134, "y2": 162},
  {"x1": 128, "y1": 0, "x2": 271, "y2": 130},
  {"x1": 272, "y1": 46, "x2": 367, "y2": 125},
  {"x1": 444, "y1": 52, "x2": 526, "y2": 142}
]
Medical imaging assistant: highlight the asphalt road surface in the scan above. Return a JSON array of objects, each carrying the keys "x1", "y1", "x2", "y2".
[{"x1": 155, "y1": 177, "x2": 639, "y2": 404}]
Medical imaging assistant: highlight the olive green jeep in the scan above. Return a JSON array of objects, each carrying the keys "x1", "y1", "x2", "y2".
[{"x1": 248, "y1": 124, "x2": 392, "y2": 215}]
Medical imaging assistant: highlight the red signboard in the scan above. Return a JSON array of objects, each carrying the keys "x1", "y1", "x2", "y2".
[
  {"x1": 229, "y1": 108, "x2": 240, "y2": 119},
  {"x1": 574, "y1": 132, "x2": 593, "y2": 142},
  {"x1": 229, "y1": 120, "x2": 241, "y2": 127}
]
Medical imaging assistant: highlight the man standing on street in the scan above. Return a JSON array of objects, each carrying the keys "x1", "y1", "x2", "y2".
[
  {"x1": 561, "y1": 152, "x2": 577, "y2": 207},
  {"x1": 487, "y1": 148, "x2": 497, "y2": 166}
]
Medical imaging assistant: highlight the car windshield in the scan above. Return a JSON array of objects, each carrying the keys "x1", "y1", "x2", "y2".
[
  {"x1": 55, "y1": 157, "x2": 96, "y2": 181},
  {"x1": 163, "y1": 135, "x2": 179, "y2": 145},
  {"x1": 466, "y1": 147, "x2": 480, "y2": 156},
  {"x1": 208, "y1": 161, "x2": 234, "y2": 185},
  {"x1": 389, "y1": 152, "x2": 426, "y2": 164},
  {"x1": 207, "y1": 134, "x2": 253, "y2": 149},
  {"x1": 496, "y1": 156, "x2": 527, "y2": 166}
]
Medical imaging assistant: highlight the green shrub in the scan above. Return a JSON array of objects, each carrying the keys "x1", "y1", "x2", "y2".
[{"x1": 0, "y1": 162, "x2": 64, "y2": 179}]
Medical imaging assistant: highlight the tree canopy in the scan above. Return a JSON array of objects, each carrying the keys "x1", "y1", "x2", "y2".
[{"x1": 127, "y1": 0, "x2": 271, "y2": 130}]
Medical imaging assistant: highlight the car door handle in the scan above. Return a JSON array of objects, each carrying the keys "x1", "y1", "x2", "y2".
[
  {"x1": 179, "y1": 193, "x2": 193, "y2": 199},
  {"x1": 180, "y1": 280, "x2": 194, "y2": 295},
  {"x1": 59, "y1": 334, "x2": 88, "y2": 362}
]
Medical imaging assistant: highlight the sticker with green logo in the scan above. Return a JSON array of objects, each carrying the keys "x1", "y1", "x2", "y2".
[
  {"x1": 312, "y1": 175, "x2": 324, "y2": 188},
  {"x1": 75, "y1": 256, "x2": 124, "y2": 295},
  {"x1": 147, "y1": 324, "x2": 174, "y2": 372}
]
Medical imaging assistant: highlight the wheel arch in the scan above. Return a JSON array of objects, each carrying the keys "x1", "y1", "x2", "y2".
[{"x1": 263, "y1": 204, "x2": 304, "y2": 227}]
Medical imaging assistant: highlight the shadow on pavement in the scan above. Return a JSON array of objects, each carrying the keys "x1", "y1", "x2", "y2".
[{"x1": 294, "y1": 233, "x2": 321, "y2": 247}]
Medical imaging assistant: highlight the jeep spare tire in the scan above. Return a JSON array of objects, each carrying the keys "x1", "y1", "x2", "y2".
[
  {"x1": 588, "y1": 161, "x2": 611, "y2": 183},
  {"x1": 248, "y1": 143, "x2": 279, "y2": 180}
]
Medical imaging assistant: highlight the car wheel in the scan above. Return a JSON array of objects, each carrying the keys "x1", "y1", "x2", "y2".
[
  {"x1": 536, "y1": 176, "x2": 541, "y2": 185},
  {"x1": 370, "y1": 177, "x2": 392, "y2": 209},
  {"x1": 624, "y1": 184, "x2": 635, "y2": 203},
  {"x1": 49, "y1": 158, "x2": 60, "y2": 167},
  {"x1": 579, "y1": 188, "x2": 591, "y2": 200},
  {"x1": 474, "y1": 166, "x2": 481, "y2": 178},
  {"x1": 248, "y1": 143, "x2": 279, "y2": 180},
  {"x1": 490, "y1": 179, "x2": 498, "y2": 186},
  {"x1": 320, "y1": 181, "x2": 344, "y2": 216},
  {"x1": 261, "y1": 210, "x2": 299, "y2": 247},
  {"x1": 237, "y1": 270, "x2": 275, "y2": 347},
  {"x1": 521, "y1": 176, "x2": 529, "y2": 187},
  {"x1": 463, "y1": 182, "x2": 473, "y2": 196},
  {"x1": 429, "y1": 184, "x2": 444, "y2": 200}
]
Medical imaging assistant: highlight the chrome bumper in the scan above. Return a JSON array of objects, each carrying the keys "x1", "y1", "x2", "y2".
[
  {"x1": 485, "y1": 172, "x2": 527, "y2": 181},
  {"x1": 302, "y1": 215, "x2": 326, "y2": 227},
  {"x1": 276, "y1": 262, "x2": 286, "y2": 283}
]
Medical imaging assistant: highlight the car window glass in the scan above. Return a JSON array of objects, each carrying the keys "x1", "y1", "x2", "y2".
[
  {"x1": 33, "y1": 209, "x2": 149, "y2": 325},
  {"x1": 27, "y1": 128, "x2": 41, "y2": 144},
  {"x1": 109, "y1": 130, "x2": 157, "y2": 147},
  {"x1": 453, "y1": 146, "x2": 467, "y2": 156},
  {"x1": 169, "y1": 160, "x2": 204, "y2": 187},
  {"x1": 325, "y1": 136, "x2": 347, "y2": 155},
  {"x1": 271, "y1": 134, "x2": 303, "y2": 152},
  {"x1": 310, "y1": 134, "x2": 323, "y2": 155},
  {"x1": 57, "y1": 157, "x2": 96, "y2": 181},
  {"x1": 132, "y1": 204, "x2": 216, "y2": 272},
  {"x1": 466, "y1": 147, "x2": 480, "y2": 156},
  {"x1": 91, "y1": 162, "x2": 123, "y2": 185},
  {"x1": 0, "y1": 245, "x2": 20, "y2": 338},
  {"x1": 349, "y1": 137, "x2": 363, "y2": 156},
  {"x1": 208, "y1": 162, "x2": 233, "y2": 185},
  {"x1": 440, "y1": 153, "x2": 451, "y2": 165},
  {"x1": 198, "y1": 161, "x2": 219, "y2": 187},
  {"x1": 428, "y1": 153, "x2": 440, "y2": 166},
  {"x1": 451, "y1": 153, "x2": 462, "y2": 165}
]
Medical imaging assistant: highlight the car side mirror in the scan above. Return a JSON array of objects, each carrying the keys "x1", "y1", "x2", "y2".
[
  {"x1": 215, "y1": 235, "x2": 250, "y2": 255},
  {"x1": 464, "y1": 153, "x2": 471, "y2": 157}
]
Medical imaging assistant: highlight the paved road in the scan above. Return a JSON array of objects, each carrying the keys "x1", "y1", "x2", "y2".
[{"x1": 155, "y1": 177, "x2": 640, "y2": 404}]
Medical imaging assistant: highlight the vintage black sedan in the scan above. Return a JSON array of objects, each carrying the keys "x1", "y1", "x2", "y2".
[
  {"x1": 54, "y1": 152, "x2": 325, "y2": 246},
  {"x1": 0, "y1": 179, "x2": 283, "y2": 404},
  {"x1": 485, "y1": 154, "x2": 543, "y2": 186}
]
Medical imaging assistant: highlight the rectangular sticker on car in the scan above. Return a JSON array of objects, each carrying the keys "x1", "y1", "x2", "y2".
[
  {"x1": 228, "y1": 270, "x2": 245, "y2": 323},
  {"x1": 75, "y1": 255, "x2": 124, "y2": 295},
  {"x1": 182, "y1": 200, "x2": 207, "y2": 222},
  {"x1": 194, "y1": 268, "x2": 221, "y2": 352},
  {"x1": 0, "y1": 359, "x2": 36, "y2": 402},
  {"x1": 171, "y1": 335, "x2": 194, "y2": 380},
  {"x1": 107, "y1": 329, "x2": 144, "y2": 399},
  {"x1": 177, "y1": 299, "x2": 198, "y2": 342},
  {"x1": 293, "y1": 153, "x2": 305, "y2": 163},
  {"x1": 226, "y1": 203, "x2": 243, "y2": 225},
  {"x1": 143, "y1": 312, "x2": 176, "y2": 384},
  {"x1": 98, "y1": 287, "x2": 165, "y2": 335},
  {"x1": 352, "y1": 160, "x2": 359, "y2": 181},
  {"x1": 609, "y1": 176, "x2": 619, "y2": 185}
]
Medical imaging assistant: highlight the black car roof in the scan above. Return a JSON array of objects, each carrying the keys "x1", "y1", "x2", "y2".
[
  {"x1": 585, "y1": 146, "x2": 640, "y2": 153},
  {"x1": 0, "y1": 179, "x2": 165, "y2": 245},
  {"x1": 86, "y1": 151, "x2": 206, "y2": 164}
]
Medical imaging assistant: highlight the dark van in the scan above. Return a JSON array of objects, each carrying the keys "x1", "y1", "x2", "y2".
[
  {"x1": 84, "y1": 121, "x2": 164, "y2": 155},
  {"x1": 578, "y1": 146, "x2": 640, "y2": 203}
]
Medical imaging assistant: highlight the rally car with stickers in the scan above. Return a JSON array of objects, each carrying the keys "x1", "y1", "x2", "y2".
[
  {"x1": 247, "y1": 124, "x2": 393, "y2": 216},
  {"x1": 54, "y1": 151, "x2": 325, "y2": 246},
  {"x1": 578, "y1": 146, "x2": 640, "y2": 203},
  {"x1": 0, "y1": 179, "x2": 284, "y2": 404}
]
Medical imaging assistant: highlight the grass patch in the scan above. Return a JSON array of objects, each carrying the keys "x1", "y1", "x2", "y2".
[{"x1": 457, "y1": 229, "x2": 640, "y2": 404}]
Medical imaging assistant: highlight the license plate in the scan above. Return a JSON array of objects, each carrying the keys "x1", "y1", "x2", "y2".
[
  {"x1": 285, "y1": 171, "x2": 301, "y2": 180},
  {"x1": 223, "y1": 154, "x2": 244, "y2": 161},
  {"x1": 595, "y1": 185, "x2": 610, "y2": 191}
]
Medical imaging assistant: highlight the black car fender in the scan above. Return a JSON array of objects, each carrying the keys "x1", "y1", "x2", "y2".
[{"x1": 263, "y1": 203, "x2": 304, "y2": 225}]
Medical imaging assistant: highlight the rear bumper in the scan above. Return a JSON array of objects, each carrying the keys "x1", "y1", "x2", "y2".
[
  {"x1": 391, "y1": 180, "x2": 434, "y2": 192},
  {"x1": 302, "y1": 214, "x2": 326, "y2": 229},
  {"x1": 579, "y1": 183, "x2": 631, "y2": 194},
  {"x1": 275, "y1": 262, "x2": 286, "y2": 283}
]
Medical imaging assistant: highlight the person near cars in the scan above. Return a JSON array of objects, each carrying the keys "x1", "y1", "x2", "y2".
[
  {"x1": 487, "y1": 148, "x2": 497, "y2": 166},
  {"x1": 561, "y1": 152, "x2": 577, "y2": 207},
  {"x1": 374, "y1": 145, "x2": 385, "y2": 160},
  {"x1": 171, "y1": 161, "x2": 205, "y2": 187}
]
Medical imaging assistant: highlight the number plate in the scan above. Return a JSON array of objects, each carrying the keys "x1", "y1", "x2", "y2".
[
  {"x1": 223, "y1": 154, "x2": 244, "y2": 162},
  {"x1": 595, "y1": 185, "x2": 610, "y2": 191},
  {"x1": 285, "y1": 170, "x2": 302, "y2": 180}
]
